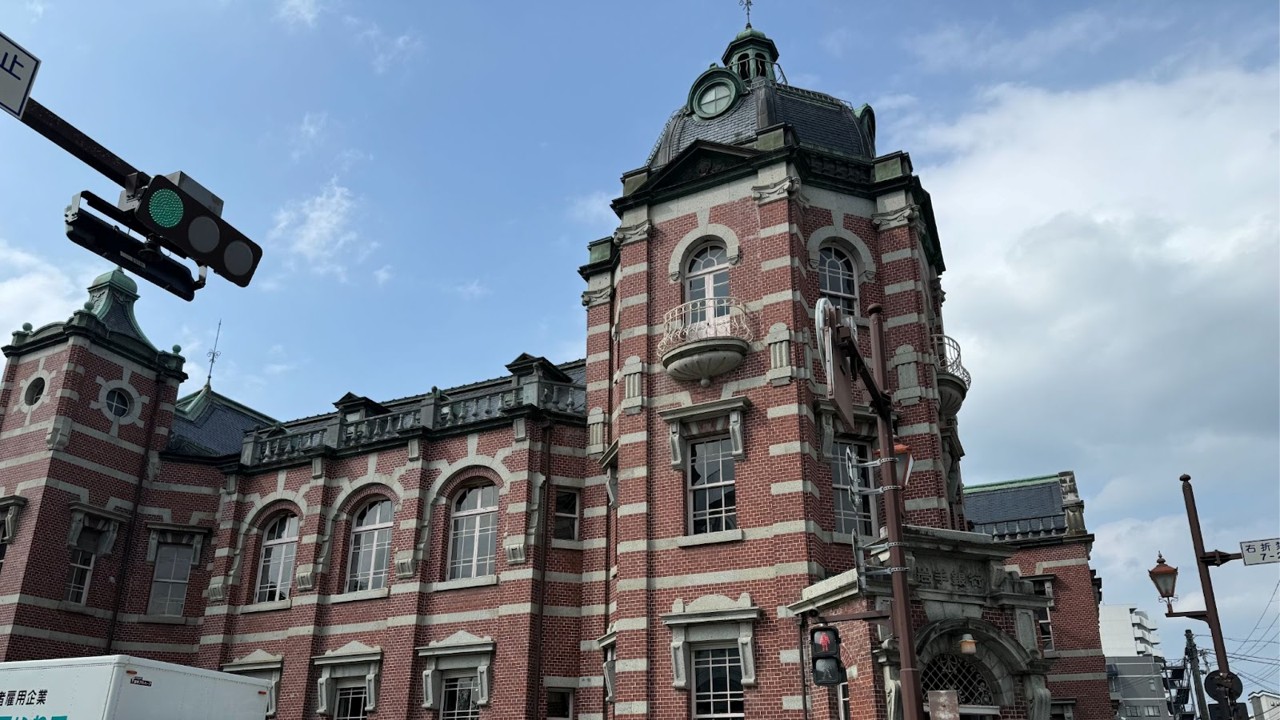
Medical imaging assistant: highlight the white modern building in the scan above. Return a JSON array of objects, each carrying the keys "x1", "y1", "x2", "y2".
[
  {"x1": 1100, "y1": 606, "x2": 1173, "y2": 720},
  {"x1": 1101, "y1": 606, "x2": 1164, "y2": 657}
]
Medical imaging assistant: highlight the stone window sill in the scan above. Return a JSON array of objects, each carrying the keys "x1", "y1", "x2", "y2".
[
  {"x1": 551, "y1": 538, "x2": 584, "y2": 551},
  {"x1": 433, "y1": 575, "x2": 498, "y2": 593},
  {"x1": 137, "y1": 614, "x2": 196, "y2": 625},
  {"x1": 329, "y1": 587, "x2": 390, "y2": 604},
  {"x1": 676, "y1": 528, "x2": 744, "y2": 548},
  {"x1": 57, "y1": 601, "x2": 104, "y2": 617},
  {"x1": 241, "y1": 598, "x2": 292, "y2": 614}
]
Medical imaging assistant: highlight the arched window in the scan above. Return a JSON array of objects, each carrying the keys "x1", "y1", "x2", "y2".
[
  {"x1": 921, "y1": 654, "x2": 995, "y2": 706},
  {"x1": 818, "y1": 246, "x2": 859, "y2": 317},
  {"x1": 736, "y1": 54, "x2": 749, "y2": 79},
  {"x1": 449, "y1": 485, "x2": 498, "y2": 580},
  {"x1": 685, "y1": 244, "x2": 731, "y2": 326},
  {"x1": 346, "y1": 499, "x2": 393, "y2": 592},
  {"x1": 256, "y1": 514, "x2": 298, "y2": 603},
  {"x1": 754, "y1": 52, "x2": 767, "y2": 78}
]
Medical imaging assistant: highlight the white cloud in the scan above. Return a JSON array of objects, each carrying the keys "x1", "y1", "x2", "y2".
[
  {"x1": 24, "y1": 0, "x2": 46, "y2": 21},
  {"x1": 0, "y1": 241, "x2": 86, "y2": 337},
  {"x1": 452, "y1": 279, "x2": 489, "y2": 300},
  {"x1": 269, "y1": 178, "x2": 374, "y2": 281},
  {"x1": 373, "y1": 265, "x2": 392, "y2": 286},
  {"x1": 277, "y1": 0, "x2": 321, "y2": 28},
  {"x1": 345, "y1": 17, "x2": 424, "y2": 74},
  {"x1": 290, "y1": 112, "x2": 328, "y2": 161},
  {"x1": 911, "y1": 60, "x2": 1278, "y2": 668},
  {"x1": 871, "y1": 93, "x2": 918, "y2": 112},
  {"x1": 907, "y1": 11, "x2": 1160, "y2": 74},
  {"x1": 820, "y1": 28, "x2": 850, "y2": 59},
  {"x1": 568, "y1": 191, "x2": 618, "y2": 237},
  {"x1": 263, "y1": 362, "x2": 295, "y2": 376}
]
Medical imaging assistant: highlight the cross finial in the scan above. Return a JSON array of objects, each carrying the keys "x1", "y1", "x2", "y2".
[
  {"x1": 739, "y1": 0, "x2": 752, "y2": 26},
  {"x1": 205, "y1": 319, "x2": 222, "y2": 387}
]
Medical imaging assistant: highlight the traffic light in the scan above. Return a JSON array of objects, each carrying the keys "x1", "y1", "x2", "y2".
[
  {"x1": 132, "y1": 173, "x2": 262, "y2": 288},
  {"x1": 65, "y1": 192, "x2": 199, "y2": 301},
  {"x1": 810, "y1": 625, "x2": 845, "y2": 687}
]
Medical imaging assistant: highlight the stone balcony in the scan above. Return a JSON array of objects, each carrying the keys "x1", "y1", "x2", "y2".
[
  {"x1": 243, "y1": 379, "x2": 585, "y2": 467},
  {"x1": 656, "y1": 298, "x2": 754, "y2": 386},
  {"x1": 934, "y1": 334, "x2": 971, "y2": 417}
]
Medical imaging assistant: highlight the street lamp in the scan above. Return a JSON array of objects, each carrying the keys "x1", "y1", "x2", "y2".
[
  {"x1": 958, "y1": 634, "x2": 978, "y2": 656},
  {"x1": 1148, "y1": 474, "x2": 1245, "y2": 714},
  {"x1": 1148, "y1": 553, "x2": 1179, "y2": 607}
]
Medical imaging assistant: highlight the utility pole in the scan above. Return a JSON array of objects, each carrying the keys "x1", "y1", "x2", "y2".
[{"x1": 1186, "y1": 630, "x2": 1211, "y2": 720}]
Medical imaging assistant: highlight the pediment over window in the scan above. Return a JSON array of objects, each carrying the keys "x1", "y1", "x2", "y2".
[
  {"x1": 312, "y1": 641, "x2": 382, "y2": 715},
  {"x1": 637, "y1": 141, "x2": 761, "y2": 197},
  {"x1": 659, "y1": 396, "x2": 751, "y2": 469},
  {"x1": 662, "y1": 592, "x2": 761, "y2": 689},
  {"x1": 417, "y1": 631, "x2": 495, "y2": 708}
]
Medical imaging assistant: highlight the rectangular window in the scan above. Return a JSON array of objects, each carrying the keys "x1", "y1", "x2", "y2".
[
  {"x1": 65, "y1": 528, "x2": 101, "y2": 604},
  {"x1": 692, "y1": 647, "x2": 745, "y2": 719},
  {"x1": 1032, "y1": 578, "x2": 1055, "y2": 651},
  {"x1": 1145, "y1": 706, "x2": 1160, "y2": 717},
  {"x1": 689, "y1": 438, "x2": 737, "y2": 535},
  {"x1": 148, "y1": 543, "x2": 195, "y2": 616},
  {"x1": 442, "y1": 676, "x2": 480, "y2": 720},
  {"x1": 547, "y1": 688, "x2": 573, "y2": 719},
  {"x1": 832, "y1": 441, "x2": 876, "y2": 539},
  {"x1": 346, "y1": 526, "x2": 392, "y2": 592},
  {"x1": 553, "y1": 489, "x2": 580, "y2": 541},
  {"x1": 333, "y1": 686, "x2": 368, "y2": 720}
]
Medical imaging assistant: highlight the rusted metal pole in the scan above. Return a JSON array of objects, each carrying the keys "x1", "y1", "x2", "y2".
[
  {"x1": 869, "y1": 304, "x2": 923, "y2": 720},
  {"x1": 1180, "y1": 475, "x2": 1231, "y2": 679}
]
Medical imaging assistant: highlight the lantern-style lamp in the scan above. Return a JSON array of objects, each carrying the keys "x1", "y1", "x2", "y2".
[
  {"x1": 958, "y1": 633, "x2": 978, "y2": 656},
  {"x1": 1148, "y1": 553, "x2": 1179, "y2": 603}
]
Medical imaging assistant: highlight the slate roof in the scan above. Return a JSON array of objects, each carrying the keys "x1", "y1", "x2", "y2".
[
  {"x1": 963, "y1": 476, "x2": 1067, "y2": 541},
  {"x1": 167, "y1": 385, "x2": 278, "y2": 457},
  {"x1": 647, "y1": 77, "x2": 875, "y2": 168}
]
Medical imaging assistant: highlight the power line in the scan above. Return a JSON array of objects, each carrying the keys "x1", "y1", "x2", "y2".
[
  {"x1": 1243, "y1": 616, "x2": 1280, "y2": 658},
  {"x1": 1234, "y1": 666, "x2": 1277, "y2": 693},
  {"x1": 1237, "y1": 580, "x2": 1280, "y2": 655},
  {"x1": 1228, "y1": 653, "x2": 1280, "y2": 667},
  {"x1": 1198, "y1": 635, "x2": 1280, "y2": 647}
]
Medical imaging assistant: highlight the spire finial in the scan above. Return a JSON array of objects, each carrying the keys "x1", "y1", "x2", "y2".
[
  {"x1": 205, "y1": 319, "x2": 222, "y2": 388},
  {"x1": 739, "y1": 0, "x2": 752, "y2": 26}
]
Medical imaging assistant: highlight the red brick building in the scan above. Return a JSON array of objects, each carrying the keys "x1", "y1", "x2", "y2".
[{"x1": 0, "y1": 25, "x2": 1111, "y2": 720}]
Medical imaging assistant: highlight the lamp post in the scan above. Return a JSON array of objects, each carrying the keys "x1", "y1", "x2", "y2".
[
  {"x1": 1148, "y1": 474, "x2": 1243, "y2": 711},
  {"x1": 816, "y1": 299, "x2": 924, "y2": 720}
]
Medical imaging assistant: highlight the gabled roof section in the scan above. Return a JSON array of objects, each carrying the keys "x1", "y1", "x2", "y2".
[
  {"x1": 168, "y1": 384, "x2": 277, "y2": 458},
  {"x1": 632, "y1": 140, "x2": 762, "y2": 199}
]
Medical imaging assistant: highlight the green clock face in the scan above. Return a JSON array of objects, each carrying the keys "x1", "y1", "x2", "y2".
[{"x1": 697, "y1": 82, "x2": 734, "y2": 117}]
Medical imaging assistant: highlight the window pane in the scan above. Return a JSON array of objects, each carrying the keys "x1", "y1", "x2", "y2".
[
  {"x1": 334, "y1": 686, "x2": 368, "y2": 720},
  {"x1": 693, "y1": 648, "x2": 745, "y2": 719},
  {"x1": 555, "y1": 489, "x2": 578, "y2": 516},
  {"x1": 547, "y1": 689, "x2": 572, "y2": 718},
  {"x1": 554, "y1": 516, "x2": 578, "y2": 540}
]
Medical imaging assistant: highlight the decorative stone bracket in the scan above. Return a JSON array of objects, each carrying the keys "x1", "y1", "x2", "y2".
[
  {"x1": 67, "y1": 502, "x2": 129, "y2": 556},
  {"x1": 662, "y1": 593, "x2": 761, "y2": 690},
  {"x1": 658, "y1": 397, "x2": 750, "y2": 470},
  {"x1": 313, "y1": 641, "x2": 381, "y2": 715},
  {"x1": 0, "y1": 496, "x2": 28, "y2": 544},
  {"x1": 598, "y1": 624, "x2": 618, "y2": 703},
  {"x1": 417, "y1": 631, "x2": 495, "y2": 709},
  {"x1": 146, "y1": 522, "x2": 209, "y2": 564}
]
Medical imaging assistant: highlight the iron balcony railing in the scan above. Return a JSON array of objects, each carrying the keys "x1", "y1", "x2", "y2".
[
  {"x1": 244, "y1": 381, "x2": 585, "y2": 466},
  {"x1": 934, "y1": 334, "x2": 972, "y2": 389},
  {"x1": 657, "y1": 297, "x2": 754, "y2": 356}
]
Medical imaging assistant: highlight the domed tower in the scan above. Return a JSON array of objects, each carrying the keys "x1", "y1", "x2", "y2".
[{"x1": 577, "y1": 25, "x2": 1030, "y2": 720}]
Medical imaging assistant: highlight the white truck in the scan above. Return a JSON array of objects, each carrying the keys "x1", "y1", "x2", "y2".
[{"x1": 0, "y1": 654, "x2": 271, "y2": 720}]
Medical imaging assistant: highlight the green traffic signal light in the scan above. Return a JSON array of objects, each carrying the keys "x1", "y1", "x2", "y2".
[{"x1": 147, "y1": 188, "x2": 184, "y2": 228}]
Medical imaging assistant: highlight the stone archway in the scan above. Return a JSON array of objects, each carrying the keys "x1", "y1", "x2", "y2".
[{"x1": 915, "y1": 617, "x2": 1042, "y2": 710}]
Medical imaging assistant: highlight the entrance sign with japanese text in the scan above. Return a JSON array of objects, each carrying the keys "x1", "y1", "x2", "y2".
[
  {"x1": 0, "y1": 29, "x2": 39, "y2": 119},
  {"x1": 1240, "y1": 538, "x2": 1279, "y2": 566}
]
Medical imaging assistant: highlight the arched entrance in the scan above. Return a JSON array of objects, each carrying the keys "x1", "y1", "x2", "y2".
[{"x1": 921, "y1": 653, "x2": 1000, "y2": 719}]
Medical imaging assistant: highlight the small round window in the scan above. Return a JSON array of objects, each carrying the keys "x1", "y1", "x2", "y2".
[
  {"x1": 696, "y1": 82, "x2": 734, "y2": 117},
  {"x1": 105, "y1": 388, "x2": 132, "y2": 418},
  {"x1": 23, "y1": 378, "x2": 44, "y2": 406}
]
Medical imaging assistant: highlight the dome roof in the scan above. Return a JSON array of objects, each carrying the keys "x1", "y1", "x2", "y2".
[
  {"x1": 647, "y1": 76, "x2": 876, "y2": 168},
  {"x1": 90, "y1": 266, "x2": 139, "y2": 295}
]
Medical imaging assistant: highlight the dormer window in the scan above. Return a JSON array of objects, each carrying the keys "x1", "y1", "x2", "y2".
[{"x1": 697, "y1": 83, "x2": 733, "y2": 117}]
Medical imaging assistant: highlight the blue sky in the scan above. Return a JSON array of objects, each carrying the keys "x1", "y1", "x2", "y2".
[{"x1": 2, "y1": 0, "x2": 1277, "y2": 697}]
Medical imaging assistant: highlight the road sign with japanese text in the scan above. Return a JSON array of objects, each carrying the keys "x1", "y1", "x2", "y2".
[
  {"x1": 0, "y1": 30, "x2": 39, "y2": 119},
  {"x1": 1240, "y1": 538, "x2": 1279, "y2": 566}
]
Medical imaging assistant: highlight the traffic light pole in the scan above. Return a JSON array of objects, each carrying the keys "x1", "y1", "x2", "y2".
[{"x1": 20, "y1": 98, "x2": 144, "y2": 188}]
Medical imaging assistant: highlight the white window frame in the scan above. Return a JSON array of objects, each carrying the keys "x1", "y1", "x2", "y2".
[
  {"x1": 688, "y1": 437, "x2": 738, "y2": 535},
  {"x1": 691, "y1": 645, "x2": 747, "y2": 720},
  {"x1": 1031, "y1": 577, "x2": 1055, "y2": 651},
  {"x1": 684, "y1": 244, "x2": 732, "y2": 334},
  {"x1": 148, "y1": 542, "x2": 195, "y2": 616},
  {"x1": 334, "y1": 684, "x2": 369, "y2": 720},
  {"x1": 256, "y1": 514, "x2": 299, "y2": 603},
  {"x1": 105, "y1": 387, "x2": 132, "y2": 418},
  {"x1": 552, "y1": 488, "x2": 580, "y2": 541},
  {"x1": 441, "y1": 674, "x2": 481, "y2": 720},
  {"x1": 448, "y1": 485, "x2": 498, "y2": 580},
  {"x1": 346, "y1": 499, "x2": 393, "y2": 593},
  {"x1": 832, "y1": 440, "x2": 878, "y2": 541},
  {"x1": 547, "y1": 687, "x2": 574, "y2": 720},
  {"x1": 66, "y1": 538, "x2": 98, "y2": 605},
  {"x1": 819, "y1": 245, "x2": 860, "y2": 317}
]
